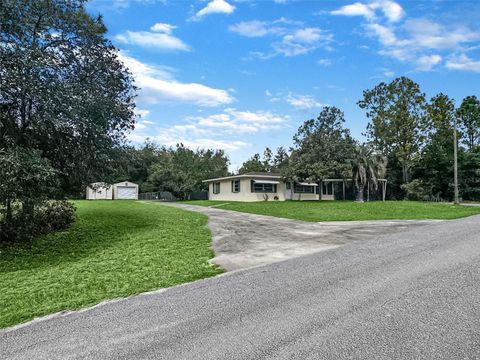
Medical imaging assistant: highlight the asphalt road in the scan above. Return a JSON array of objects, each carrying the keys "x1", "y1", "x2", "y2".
[{"x1": 2, "y1": 215, "x2": 480, "y2": 359}]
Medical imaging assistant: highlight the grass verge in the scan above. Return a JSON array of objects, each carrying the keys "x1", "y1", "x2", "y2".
[
  {"x1": 180, "y1": 200, "x2": 480, "y2": 221},
  {"x1": 0, "y1": 201, "x2": 222, "y2": 329}
]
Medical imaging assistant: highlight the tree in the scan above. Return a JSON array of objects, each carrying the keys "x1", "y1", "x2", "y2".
[
  {"x1": 273, "y1": 146, "x2": 289, "y2": 173},
  {"x1": 0, "y1": 0, "x2": 136, "y2": 195},
  {"x1": 238, "y1": 153, "x2": 267, "y2": 174},
  {"x1": 358, "y1": 77, "x2": 427, "y2": 188},
  {"x1": 413, "y1": 94, "x2": 456, "y2": 200},
  {"x1": 287, "y1": 106, "x2": 355, "y2": 187},
  {"x1": 351, "y1": 144, "x2": 387, "y2": 202},
  {"x1": 457, "y1": 96, "x2": 480, "y2": 151},
  {"x1": 146, "y1": 144, "x2": 229, "y2": 199}
]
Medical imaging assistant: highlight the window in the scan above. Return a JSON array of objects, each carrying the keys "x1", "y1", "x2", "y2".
[
  {"x1": 294, "y1": 183, "x2": 315, "y2": 193},
  {"x1": 251, "y1": 180, "x2": 277, "y2": 193},
  {"x1": 213, "y1": 182, "x2": 220, "y2": 194},
  {"x1": 231, "y1": 180, "x2": 240, "y2": 193},
  {"x1": 286, "y1": 182, "x2": 291, "y2": 190}
]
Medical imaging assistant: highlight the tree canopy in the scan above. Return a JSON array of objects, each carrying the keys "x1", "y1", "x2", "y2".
[
  {"x1": 358, "y1": 77, "x2": 427, "y2": 184},
  {"x1": 0, "y1": 0, "x2": 136, "y2": 241},
  {"x1": 0, "y1": 0, "x2": 136, "y2": 195},
  {"x1": 287, "y1": 106, "x2": 355, "y2": 182}
]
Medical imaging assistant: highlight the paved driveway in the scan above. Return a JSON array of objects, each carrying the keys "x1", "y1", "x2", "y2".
[{"x1": 162, "y1": 203, "x2": 438, "y2": 270}]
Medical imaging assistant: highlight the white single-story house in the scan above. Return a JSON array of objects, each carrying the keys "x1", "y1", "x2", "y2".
[
  {"x1": 204, "y1": 172, "x2": 388, "y2": 202},
  {"x1": 86, "y1": 182, "x2": 113, "y2": 200},
  {"x1": 113, "y1": 181, "x2": 139, "y2": 200},
  {"x1": 203, "y1": 172, "x2": 329, "y2": 202}
]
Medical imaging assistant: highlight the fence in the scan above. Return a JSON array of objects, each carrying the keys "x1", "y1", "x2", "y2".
[
  {"x1": 139, "y1": 190, "x2": 209, "y2": 201},
  {"x1": 138, "y1": 191, "x2": 177, "y2": 201}
]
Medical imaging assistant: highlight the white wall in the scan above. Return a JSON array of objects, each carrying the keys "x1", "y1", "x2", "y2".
[
  {"x1": 290, "y1": 192, "x2": 319, "y2": 201},
  {"x1": 208, "y1": 178, "x2": 286, "y2": 202},
  {"x1": 86, "y1": 183, "x2": 113, "y2": 200},
  {"x1": 113, "y1": 181, "x2": 139, "y2": 200}
]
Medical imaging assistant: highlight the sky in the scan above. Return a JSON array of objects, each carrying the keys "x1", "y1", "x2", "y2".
[{"x1": 86, "y1": 0, "x2": 480, "y2": 171}]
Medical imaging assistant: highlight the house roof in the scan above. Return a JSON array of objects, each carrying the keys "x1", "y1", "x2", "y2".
[
  {"x1": 242, "y1": 171, "x2": 281, "y2": 176},
  {"x1": 203, "y1": 172, "x2": 282, "y2": 183}
]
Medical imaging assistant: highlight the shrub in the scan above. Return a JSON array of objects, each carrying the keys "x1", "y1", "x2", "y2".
[
  {"x1": 34, "y1": 201, "x2": 76, "y2": 235},
  {"x1": 401, "y1": 179, "x2": 432, "y2": 201},
  {"x1": 0, "y1": 147, "x2": 64, "y2": 243},
  {"x1": 0, "y1": 200, "x2": 76, "y2": 242}
]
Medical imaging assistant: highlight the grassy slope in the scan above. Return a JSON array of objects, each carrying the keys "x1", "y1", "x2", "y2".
[
  {"x1": 0, "y1": 201, "x2": 222, "y2": 329},
  {"x1": 181, "y1": 200, "x2": 480, "y2": 221}
]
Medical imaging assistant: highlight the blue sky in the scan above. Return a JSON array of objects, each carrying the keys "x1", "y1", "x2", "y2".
[{"x1": 87, "y1": 0, "x2": 480, "y2": 171}]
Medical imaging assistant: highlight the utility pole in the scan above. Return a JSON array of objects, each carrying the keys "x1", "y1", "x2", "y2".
[{"x1": 453, "y1": 115, "x2": 460, "y2": 205}]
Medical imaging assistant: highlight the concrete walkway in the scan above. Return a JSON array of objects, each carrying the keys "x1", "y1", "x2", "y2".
[{"x1": 159, "y1": 202, "x2": 440, "y2": 271}]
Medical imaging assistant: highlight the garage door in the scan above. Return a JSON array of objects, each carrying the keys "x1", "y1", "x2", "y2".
[{"x1": 117, "y1": 186, "x2": 137, "y2": 199}]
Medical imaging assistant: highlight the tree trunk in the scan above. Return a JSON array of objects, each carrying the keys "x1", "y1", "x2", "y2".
[
  {"x1": 356, "y1": 184, "x2": 365, "y2": 202},
  {"x1": 402, "y1": 164, "x2": 408, "y2": 183},
  {"x1": 5, "y1": 199, "x2": 12, "y2": 224}
]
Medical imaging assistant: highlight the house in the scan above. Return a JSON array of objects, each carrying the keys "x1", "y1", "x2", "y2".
[
  {"x1": 204, "y1": 172, "x2": 388, "y2": 202},
  {"x1": 86, "y1": 182, "x2": 113, "y2": 200},
  {"x1": 113, "y1": 181, "x2": 139, "y2": 200},
  {"x1": 203, "y1": 172, "x2": 323, "y2": 202}
]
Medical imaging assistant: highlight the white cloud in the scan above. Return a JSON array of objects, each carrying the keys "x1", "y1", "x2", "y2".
[
  {"x1": 331, "y1": 2, "x2": 375, "y2": 19},
  {"x1": 133, "y1": 109, "x2": 154, "y2": 130},
  {"x1": 446, "y1": 54, "x2": 480, "y2": 72},
  {"x1": 129, "y1": 107, "x2": 289, "y2": 151},
  {"x1": 191, "y1": 0, "x2": 235, "y2": 21},
  {"x1": 273, "y1": 27, "x2": 333, "y2": 57},
  {"x1": 285, "y1": 93, "x2": 322, "y2": 109},
  {"x1": 150, "y1": 22, "x2": 176, "y2": 34},
  {"x1": 231, "y1": 19, "x2": 332, "y2": 59},
  {"x1": 179, "y1": 139, "x2": 249, "y2": 150},
  {"x1": 402, "y1": 19, "x2": 480, "y2": 50},
  {"x1": 187, "y1": 108, "x2": 289, "y2": 134},
  {"x1": 366, "y1": 23, "x2": 397, "y2": 46},
  {"x1": 115, "y1": 26, "x2": 190, "y2": 51},
  {"x1": 416, "y1": 54, "x2": 442, "y2": 71},
  {"x1": 135, "y1": 108, "x2": 151, "y2": 118},
  {"x1": 119, "y1": 53, "x2": 234, "y2": 107},
  {"x1": 338, "y1": 2, "x2": 480, "y2": 72},
  {"x1": 229, "y1": 20, "x2": 280, "y2": 37},
  {"x1": 377, "y1": 1, "x2": 404, "y2": 22},
  {"x1": 318, "y1": 58, "x2": 332, "y2": 66},
  {"x1": 331, "y1": 1, "x2": 404, "y2": 23}
]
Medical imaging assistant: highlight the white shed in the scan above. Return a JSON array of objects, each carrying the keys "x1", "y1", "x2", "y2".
[
  {"x1": 113, "y1": 181, "x2": 139, "y2": 200},
  {"x1": 86, "y1": 182, "x2": 113, "y2": 200}
]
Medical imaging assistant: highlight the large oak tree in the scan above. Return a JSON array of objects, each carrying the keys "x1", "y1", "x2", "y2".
[{"x1": 0, "y1": 0, "x2": 136, "y2": 195}]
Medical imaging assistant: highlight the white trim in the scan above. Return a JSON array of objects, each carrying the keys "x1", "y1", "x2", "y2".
[
  {"x1": 203, "y1": 174, "x2": 282, "y2": 183},
  {"x1": 253, "y1": 180, "x2": 280, "y2": 184},
  {"x1": 298, "y1": 182, "x2": 318, "y2": 186}
]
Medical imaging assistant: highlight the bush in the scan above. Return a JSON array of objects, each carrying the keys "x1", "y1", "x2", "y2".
[
  {"x1": 401, "y1": 179, "x2": 432, "y2": 201},
  {"x1": 34, "y1": 201, "x2": 76, "y2": 235},
  {"x1": 0, "y1": 200, "x2": 76, "y2": 242}
]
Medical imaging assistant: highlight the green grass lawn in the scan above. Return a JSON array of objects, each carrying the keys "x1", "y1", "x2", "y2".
[
  {"x1": 0, "y1": 201, "x2": 222, "y2": 329},
  {"x1": 180, "y1": 200, "x2": 480, "y2": 222}
]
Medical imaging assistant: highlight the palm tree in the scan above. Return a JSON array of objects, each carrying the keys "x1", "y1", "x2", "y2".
[{"x1": 352, "y1": 144, "x2": 387, "y2": 202}]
